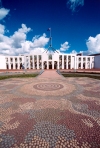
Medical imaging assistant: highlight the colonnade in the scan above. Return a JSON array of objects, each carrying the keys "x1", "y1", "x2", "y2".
[{"x1": 5, "y1": 54, "x2": 94, "y2": 70}]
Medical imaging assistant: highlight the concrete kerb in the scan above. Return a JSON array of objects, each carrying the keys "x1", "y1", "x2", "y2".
[
  {"x1": 36, "y1": 70, "x2": 44, "y2": 78},
  {"x1": 56, "y1": 69, "x2": 61, "y2": 75},
  {"x1": 39, "y1": 70, "x2": 44, "y2": 75}
]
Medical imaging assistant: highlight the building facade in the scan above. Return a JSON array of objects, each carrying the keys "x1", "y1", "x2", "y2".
[{"x1": 0, "y1": 52, "x2": 95, "y2": 70}]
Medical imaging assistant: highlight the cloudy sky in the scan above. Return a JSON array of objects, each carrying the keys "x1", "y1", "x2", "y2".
[{"x1": 0, "y1": 0, "x2": 100, "y2": 55}]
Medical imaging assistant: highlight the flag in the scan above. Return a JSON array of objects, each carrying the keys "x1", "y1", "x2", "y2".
[{"x1": 47, "y1": 28, "x2": 51, "y2": 31}]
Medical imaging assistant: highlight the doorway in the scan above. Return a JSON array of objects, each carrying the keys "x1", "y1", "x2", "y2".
[
  {"x1": 20, "y1": 63, "x2": 22, "y2": 69},
  {"x1": 15, "y1": 63, "x2": 18, "y2": 69},
  {"x1": 54, "y1": 61, "x2": 57, "y2": 69},
  {"x1": 11, "y1": 64, "x2": 13, "y2": 69},
  {"x1": 83, "y1": 63, "x2": 85, "y2": 69},
  {"x1": 49, "y1": 61, "x2": 52, "y2": 69},
  {"x1": 6, "y1": 64, "x2": 9, "y2": 69},
  {"x1": 44, "y1": 61, "x2": 47, "y2": 69}
]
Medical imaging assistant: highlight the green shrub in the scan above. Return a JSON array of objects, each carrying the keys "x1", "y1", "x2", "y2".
[
  {"x1": 0, "y1": 73, "x2": 38, "y2": 80},
  {"x1": 62, "y1": 74, "x2": 100, "y2": 80}
]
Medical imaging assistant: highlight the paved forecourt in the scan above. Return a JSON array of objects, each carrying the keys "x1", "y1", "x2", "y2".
[{"x1": 0, "y1": 70, "x2": 100, "y2": 148}]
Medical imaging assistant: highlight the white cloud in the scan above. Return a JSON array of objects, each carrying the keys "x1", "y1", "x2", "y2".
[
  {"x1": 86, "y1": 34, "x2": 100, "y2": 54},
  {"x1": 79, "y1": 34, "x2": 100, "y2": 55},
  {"x1": 31, "y1": 33, "x2": 49, "y2": 48},
  {"x1": 67, "y1": 0, "x2": 84, "y2": 12},
  {"x1": 0, "y1": 24, "x2": 49, "y2": 55},
  {"x1": 11, "y1": 24, "x2": 31, "y2": 48},
  {"x1": 0, "y1": 24, "x2": 5, "y2": 34},
  {"x1": 60, "y1": 41, "x2": 70, "y2": 51},
  {"x1": 0, "y1": 8, "x2": 10, "y2": 20},
  {"x1": 71, "y1": 50, "x2": 77, "y2": 54},
  {"x1": 30, "y1": 47, "x2": 45, "y2": 54}
]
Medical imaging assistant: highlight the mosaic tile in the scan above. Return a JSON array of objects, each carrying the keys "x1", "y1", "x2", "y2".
[{"x1": 0, "y1": 74, "x2": 100, "y2": 147}]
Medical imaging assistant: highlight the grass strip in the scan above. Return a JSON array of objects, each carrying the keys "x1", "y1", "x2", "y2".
[
  {"x1": 0, "y1": 73, "x2": 38, "y2": 80},
  {"x1": 62, "y1": 74, "x2": 100, "y2": 80}
]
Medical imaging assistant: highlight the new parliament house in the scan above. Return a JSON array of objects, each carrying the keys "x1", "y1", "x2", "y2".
[{"x1": 0, "y1": 52, "x2": 100, "y2": 70}]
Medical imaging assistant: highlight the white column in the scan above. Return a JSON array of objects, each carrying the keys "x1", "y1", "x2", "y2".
[
  {"x1": 90, "y1": 57, "x2": 92, "y2": 69},
  {"x1": 62, "y1": 55, "x2": 64, "y2": 69},
  {"x1": 91, "y1": 57, "x2": 94, "y2": 69},
  {"x1": 13, "y1": 58, "x2": 15, "y2": 69},
  {"x1": 18, "y1": 57, "x2": 20, "y2": 69},
  {"x1": 86, "y1": 57, "x2": 87, "y2": 69},
  {"x1": 66, "y1": 55, "x2": 67, "y2": 69},
  {"x1": 58, "y1": 57, "x2": 59, "y2": 69},
  {"x1": 76, "y1": 57, "x2": 78, "y2": 69},
  {"x1": 47, "y1": 60, "x2": 49, "y2": 69},
  {"x1": 34, "y1": 55, "x2": 36, "y2": 69},
  {"x1": 71, "y1": 56, "x2": 72, "y2": 69},
  {"x1": 42, "y1": 56, "x2": 43, "y2": 69},
  {"x1": 74, "y1": 56, "x2": 76, "y2": 70},
  {"x1": 52, "y1": 61, "x2": 54, "y2": 69},
  {"x1": 8, "y1": 57, "x2": 11, "y2": 69},
  {"x1": 81, "y1": 57, "x2": 83, "y2": 69},
  {"x1": 9, "y1": 64, "x2": 11, "y2": 69},
  {"x1": 24, "y1": 56, "x2": 26, "y2": 69},
  {"x1": 37, "y1": 55, "x2": 39, "y2": 69},
  {"x1": 32, "y1": 55, "x2": 34, "y2": 69},
  {"x1": 65, "y1": 56, "x2": 67, "y2": 69},
  {"x1": 28, "y1": 56, "x2": 30, "y2": 69},
  {"x1": 66, "y1": 55, "x2": 68, "y2": 69},
  {"x1": 35, "y1": 55, "x2": 37, "y2": 69}
]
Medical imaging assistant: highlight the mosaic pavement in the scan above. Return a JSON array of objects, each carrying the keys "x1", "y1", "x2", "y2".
[{"x1": 0, "y1": 71, "x2": 100, "y2": 148}]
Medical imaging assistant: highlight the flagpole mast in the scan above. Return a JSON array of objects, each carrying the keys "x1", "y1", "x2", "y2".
[
  {"x1": 43, "y1": 27, "x2": 58, "y2": 53},
  {"x1": 50, "y1": 28, "x2": 52, "y2": 47}
]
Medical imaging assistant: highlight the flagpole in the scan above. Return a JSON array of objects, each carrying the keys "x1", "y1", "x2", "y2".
[
  {"x1": 43, "y1": 27, "x2": 58, "y2": 53},
  {"x1": 50, "y1": 28, "x2": 52, "y2": 47}
]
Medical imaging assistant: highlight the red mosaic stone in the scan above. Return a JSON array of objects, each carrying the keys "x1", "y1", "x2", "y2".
[
  {"x1": 33, "y1": 83, "x2": 64, "y2": 91},
  {"x1": 57, "y1": 110, "x2": 100, "y2": 145},
  {"x1": 13, "y1": 98, "x2": 36, "y2": 104},
  {"x1": 4, "y1": 113, "x2": 36, "y2": 146}
]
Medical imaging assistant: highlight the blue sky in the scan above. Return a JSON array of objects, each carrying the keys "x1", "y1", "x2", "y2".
[{"x1": 0, "y1": 0, "x2": 100, "y2": 55}]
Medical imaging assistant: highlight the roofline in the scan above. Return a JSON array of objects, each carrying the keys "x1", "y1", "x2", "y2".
[{"x1": 88, "y1": 53, "x2": 100, "y2": 56}]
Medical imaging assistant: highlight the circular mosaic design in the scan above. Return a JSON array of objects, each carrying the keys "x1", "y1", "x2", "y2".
[
  {"x1": 19, "y1": 80, "x2": 75, "y2": 96},
  {"x1": 33, "y1": 83, "x2": 64, "y2": 91}
]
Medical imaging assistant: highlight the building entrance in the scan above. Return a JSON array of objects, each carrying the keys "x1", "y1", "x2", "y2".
[
  {"x1": 54, "y1": 61, "x2": 57, "y2": 69},
  {"x1": 49, "y1": 61, "x2": 52, "y2": 69}
]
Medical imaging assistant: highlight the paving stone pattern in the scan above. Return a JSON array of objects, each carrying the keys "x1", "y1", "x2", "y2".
[{"x1": 0, "y1": 71, "x2": 100, "y2": 148}]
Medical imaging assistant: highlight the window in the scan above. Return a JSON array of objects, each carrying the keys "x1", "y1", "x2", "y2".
[
  {"x1": 68, "y1": 56, "x2": 71, "y2": 61},
  {"x1": 64, "y1": 56, "x2": 66, "y2": 60},
  {"x1": 39, "y1": 55, "x2": 41, "y2": 60},
  {"x1": 30, "y1": 56, "x2": 32, "y2": 60},
  {"x1": 6, "y1": 58, "x2": 8, "y2": 62},
  {"x1": 34, "y1": 55, "x2": 37, "y2": 60},
  {"x1": 59, "y1": 55, "x2": 62, "y2": 60},
  {"x1": 48, "y1": 54, "x2": 52, "y2": 60},
  {"x1": 10, "y1": 58, "x2": 13, "y2": 62},
  {"x1": 19, "y1": 58, "x2": 22, "y2": 62},
  {"x1": 15, "y1": 58, "x2": 17, "y2": 62}
]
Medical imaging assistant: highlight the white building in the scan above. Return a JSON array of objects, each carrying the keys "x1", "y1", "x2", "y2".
[
  {"x1": 93, "y1": 54, "x2": 100, "y2": 69},
  {"x1": 0, "y1": 52, "x2": 96, "y2": 70}
]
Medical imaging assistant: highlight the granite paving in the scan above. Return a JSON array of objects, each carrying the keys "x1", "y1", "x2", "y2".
[{"x1": 0, "y1": 70, "x2": 100, "y2": 148}]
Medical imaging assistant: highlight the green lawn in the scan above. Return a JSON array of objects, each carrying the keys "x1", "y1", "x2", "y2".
[
  {"x1": 0, "y1": 73, "x2": 38, "y2": 80},
  {"x1": 62, "y1": 73, "x2": 100, "y2": 80}
]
